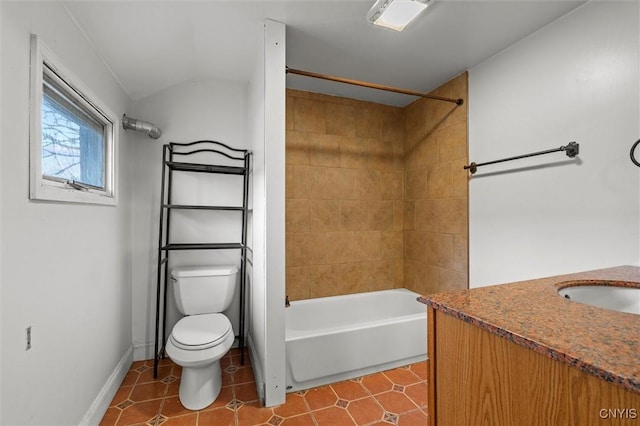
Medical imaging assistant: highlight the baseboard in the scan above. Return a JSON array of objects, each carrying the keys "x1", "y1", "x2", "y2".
[
  {"x1": 79, "y1": 345, "x2": 133, "y2": 426},
  {"x1": 133, "y1": 341, "x2": 155, "y2": 361},
  {"x1": 246, "y1": 334, "x2": 265, "y2": 404}
]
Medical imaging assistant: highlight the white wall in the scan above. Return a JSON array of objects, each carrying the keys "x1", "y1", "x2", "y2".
[
  {"x1": 0, "y1": 2, "x2": 133, "y2": 424},
  {"x1": 247, "y1": 19, "x2": 286, "y2": 407},
  {"x1": 130, "y1": 78, "x2": 248, "y2": 360},
  {"x1": 469, "y1": 1, "x2": 640, "y2": 288}
]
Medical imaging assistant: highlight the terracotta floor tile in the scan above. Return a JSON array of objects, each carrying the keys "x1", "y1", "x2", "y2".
[
  {"x1": 409, "y1": 361, "x2": 429, "y2": 380},
  {"x1": 397, "y1": 408, "x2": 429, "y2": 426},
  {"x1": 161, "y1": 396, "x2": 192, "y2": 418},
  {"x1": 382, "y1": 367, "x2": 421, "y2": 387},
  {"x1": 346, "y1": 397, "x2": 384, "y2": 425},
  {"x1": 312, "y1": 406, "x2": 357, "y2": 426},
  {"x1": 234, "y1": 382, "x2": 259, "y2": 403},
  {"x1": 99, "y1": 407, "x2": 120, "y2": 426},
  {"x1": 232, "y1": 366, "x2": 255, "y2": 385},
  {"x1": 273, "y1": 393, "x2": 309, "y2": 418},
  {"x1": 121, "y1": 370, "x2": 139, "y2": 387},
  {"x1": 109, "y1": 385, "x2": 133, "y2": 407},
  {"x1": 404, "y1": 382, "x2": 428, "y2": 408},
  {"x1": 129, "y1": 381, "x2": 168, "y2": 402},
  {"x1": 280, "y1": 413, "x2": 315, "y2": 426},
  {"x1": 161, "y1": 413, "x2": 197, "y2": 426},
  {"x1": 221, "y1": 369, "x2": 235, "y2": 387},
  {"x1": 197, "y1": 407, "x2": 236, "y2": 426},
  {"x1": 361, "y1": 373, "x2": 394, "y2": 395},
  {"x1": 304, "y1": 385, "x2": 338, "y2": 411},
  {"x1": 102, "y1": 355, "x2": 429, "y2": 426},
  {"x1": 138, "y1": 365, "x2": 173, "y2": 384},
  {"x1": 236, "y1": 401, "x2": 274, "y2": 425},
  {"x1": 196, "y1": 385, "x2": 234, "y2": 411},
  {"x1": 116, "y1": 399, "x2": 163, "y2": 425},
  {"x1": 331, "y1": 380, "x2": 369, "y2": 401},
  {"x1": 374, "y1": 391, "x2": 419, "y2": 415},
  {"x1": 166, "y1": 378, "x2": 181, "y2": 398}
]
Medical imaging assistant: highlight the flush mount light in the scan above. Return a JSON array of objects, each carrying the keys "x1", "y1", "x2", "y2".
[{"x1": 367, "y1": 0, "x2": 433, "y2": 32}]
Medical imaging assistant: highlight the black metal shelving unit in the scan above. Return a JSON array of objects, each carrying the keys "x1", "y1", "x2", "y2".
[{"x1": 153, "y1": 140, "x2": 251, "y2": 378}]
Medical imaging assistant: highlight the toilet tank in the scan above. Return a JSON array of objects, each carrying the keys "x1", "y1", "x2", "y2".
[{"x1": 171, "y1": 265, "x2": 238, "y2": 315}]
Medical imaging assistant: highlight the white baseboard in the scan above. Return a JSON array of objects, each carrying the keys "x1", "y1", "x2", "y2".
[
  {"x1": 79, "y1": 345, "x2": 133, "y2": 426},
  {"x1": 133, "y1": 341, "x2": 155, "y2": 361}
]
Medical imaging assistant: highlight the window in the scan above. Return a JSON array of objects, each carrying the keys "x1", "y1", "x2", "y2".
[{"x1": 30, "y1": 34, "x2": 117, "y2": 205}]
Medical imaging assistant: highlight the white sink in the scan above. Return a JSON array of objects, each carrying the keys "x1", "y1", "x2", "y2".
[{"x1": 558, "y1": 283, "x2": 640, "y2": 315}]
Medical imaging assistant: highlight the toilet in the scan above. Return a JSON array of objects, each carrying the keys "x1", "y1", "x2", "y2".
[{"x1": 165, "y1": 265, "x2": 238, "y2": 410}]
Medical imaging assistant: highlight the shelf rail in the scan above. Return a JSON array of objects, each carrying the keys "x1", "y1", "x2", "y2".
[
  {"x1": 154, "y1": 140, "x2": 251, "y2": 377},
  {"x1": 464, "y1": 142, "x2": 579, "y2": 175}
]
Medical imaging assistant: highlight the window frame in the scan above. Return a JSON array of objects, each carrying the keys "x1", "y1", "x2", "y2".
[{"x1": 29, "y1": 34, "x2": 118, "y2": 205}]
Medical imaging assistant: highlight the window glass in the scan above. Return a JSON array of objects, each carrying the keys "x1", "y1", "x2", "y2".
[{"x1": 42, "y1": 69, "x2": 106, "y2": 189}]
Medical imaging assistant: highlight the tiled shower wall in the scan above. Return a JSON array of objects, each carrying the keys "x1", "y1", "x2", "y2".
[
  {"x1": 403, "y1": 73, "x2": 469, "y2": 295},
  {"x1": 285, "y1": 89, "x2": 405, "y2": 300},
  {"x1": 285, "y1": 72, "x2": 468, "y2": 300}
]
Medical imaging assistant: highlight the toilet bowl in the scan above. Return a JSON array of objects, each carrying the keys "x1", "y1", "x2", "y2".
[
  {"x1": 165, "y1": 265, "x2": 238, "y2": 410},
  {"x1": 165, "y1": 313, "x2": 234, "y2": 410}
]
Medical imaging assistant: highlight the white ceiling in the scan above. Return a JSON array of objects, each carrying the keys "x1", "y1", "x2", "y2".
[{"x1": 64, "y1": 0, "x2": 585, "y2": 106}]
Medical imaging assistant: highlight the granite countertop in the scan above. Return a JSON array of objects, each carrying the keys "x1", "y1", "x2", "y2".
[{"x1": 418, "y1": 265, "x2": 640, "y2": 394}]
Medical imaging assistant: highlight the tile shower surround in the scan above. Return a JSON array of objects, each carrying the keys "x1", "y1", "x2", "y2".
[
  {"x1": 286, "y1": 73, "x2": 469, "y2": 300},
  {"x1": 100, "y1": 349, "x2": 430, "y2": 425}
]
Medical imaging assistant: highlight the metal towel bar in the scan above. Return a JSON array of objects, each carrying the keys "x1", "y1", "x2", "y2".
[{"x1": 464, "y1": 142, "x2": 579, "y2": 175}]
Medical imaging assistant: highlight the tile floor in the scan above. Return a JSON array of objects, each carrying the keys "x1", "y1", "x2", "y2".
[{"x1": 100, "y1": 349, "x2": 430, "y2": 426}]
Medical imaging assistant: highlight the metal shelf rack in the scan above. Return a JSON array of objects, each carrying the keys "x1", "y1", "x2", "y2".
[{"x1": 153, "y1": 140, "x2": 251, "y2": 378}]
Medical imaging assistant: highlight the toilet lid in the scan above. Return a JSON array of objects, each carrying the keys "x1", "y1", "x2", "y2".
[{"x1": 171, "y1": 313, "x2": 231, "y2": 348}]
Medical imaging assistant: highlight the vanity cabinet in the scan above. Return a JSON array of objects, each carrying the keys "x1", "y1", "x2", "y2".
[{"x1": 427, "y1": 308, "x2": 640, "y2": 426}]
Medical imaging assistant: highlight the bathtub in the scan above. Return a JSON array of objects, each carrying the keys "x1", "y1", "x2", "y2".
[{"x1": 285, "y1": 288, "x2": 427, "y2": 392}]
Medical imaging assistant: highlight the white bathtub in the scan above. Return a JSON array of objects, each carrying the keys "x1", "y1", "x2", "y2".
[{"x1": 285, "y1": 288, "x2": 427, "y2": 392}]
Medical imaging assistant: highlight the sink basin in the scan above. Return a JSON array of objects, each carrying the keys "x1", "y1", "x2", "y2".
[{"x1": 558, "y1": 282, "x2": 640, "y2": 315}]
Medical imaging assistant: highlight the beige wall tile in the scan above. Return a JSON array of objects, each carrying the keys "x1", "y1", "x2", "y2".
[
  {"x1": 309, "y1": 199, "x2": 340, "y2": 232},
  {"x1": 321, "y1": 167, "x2": 356, "y2": 199},
  {"x1": 405, "y1": 168, "x2": 426, "y2": 200},
  {"x1": 369, "y1": 200, "x2": 394, "y2": 231},
  {"x1": 326, "y1": 102, "x2": 356, "y2": 137},
  {"x1": 437, "y1": 198, "x2": 467, "y2": 235},
  {"x1": 293, "y1": 97, "x2": 326, "y2": 133},
  {"x1": 340, "y1": 199, "x2": 369, "y2": 231},
  {"x1": 355, "y1": 105, "x2": 381, "y2": 139},
  {"x1": 426, "y1": 161, "x2": 452, "y2": 199},
  {"x1": 339, "y1": 136, "x2": 369, "y2": 169},
  {"x1": 415, "y1": 199, "x2": 437, "y2": 233},
  {"x1": 353, "y1": 169, "x2": 382, "y2": 200},
  {"x1": 286, "y1": 266, "x2": 310, "y2": 301},
  {"x1": 286, "y1": 199, "x2": 310, "y2": 233},
  {"x1": 404, "y1": 201, "x2": 415, "y2": 231},
  {"x1": 437, "y1": 121, "x2": 467, "y2": 162},
  {"x1": 381, "y1": 171, "x2": 404, "y2": 200},
  {"x1": 286, "y1": 130, "x2": 310, "y2": 165},
  {"x1": 309, "y1": 133, "x2": 341, "y2": 168}
]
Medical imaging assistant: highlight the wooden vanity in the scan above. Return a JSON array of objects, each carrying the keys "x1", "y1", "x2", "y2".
[{"x1": 420, "y1": 266, "x2": 640, "y2": 426}]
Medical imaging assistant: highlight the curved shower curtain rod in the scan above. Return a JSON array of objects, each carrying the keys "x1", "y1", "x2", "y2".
[{"x1": 286, "y1": 67, "x2": 464, "y2": 106}]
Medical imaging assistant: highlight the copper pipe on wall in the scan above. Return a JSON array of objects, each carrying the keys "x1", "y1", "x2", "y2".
[{"x1": 286, "y1": 66, "x2": 464, "y2": 106}]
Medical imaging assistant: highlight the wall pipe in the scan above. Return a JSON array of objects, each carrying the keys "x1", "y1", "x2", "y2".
[{"x1": 122, "y1": 114, "x2": 162, "y2": 139}]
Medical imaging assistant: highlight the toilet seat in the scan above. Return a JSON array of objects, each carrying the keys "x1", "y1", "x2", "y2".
[{"x1": 170, "y1": 313, "x2": 232, "y2": 351}]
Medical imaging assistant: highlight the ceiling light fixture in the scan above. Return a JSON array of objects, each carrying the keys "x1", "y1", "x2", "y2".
[{"x1": 367, "y1": 0, "x2": 433, "y2": 32}]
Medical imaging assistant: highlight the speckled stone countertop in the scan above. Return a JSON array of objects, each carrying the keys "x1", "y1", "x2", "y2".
[{"x1": 418, "y1": 265, "x2": 640, "y2": 394}]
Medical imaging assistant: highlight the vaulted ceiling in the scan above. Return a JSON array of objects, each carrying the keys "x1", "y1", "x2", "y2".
[{"x1": 64, "y1": 0, "x2": 584, "y2": 106}]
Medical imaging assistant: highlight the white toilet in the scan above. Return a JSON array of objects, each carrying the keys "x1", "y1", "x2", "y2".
[{"x1": 165, "y1": 265, "x2": 238, "y2": 410}]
